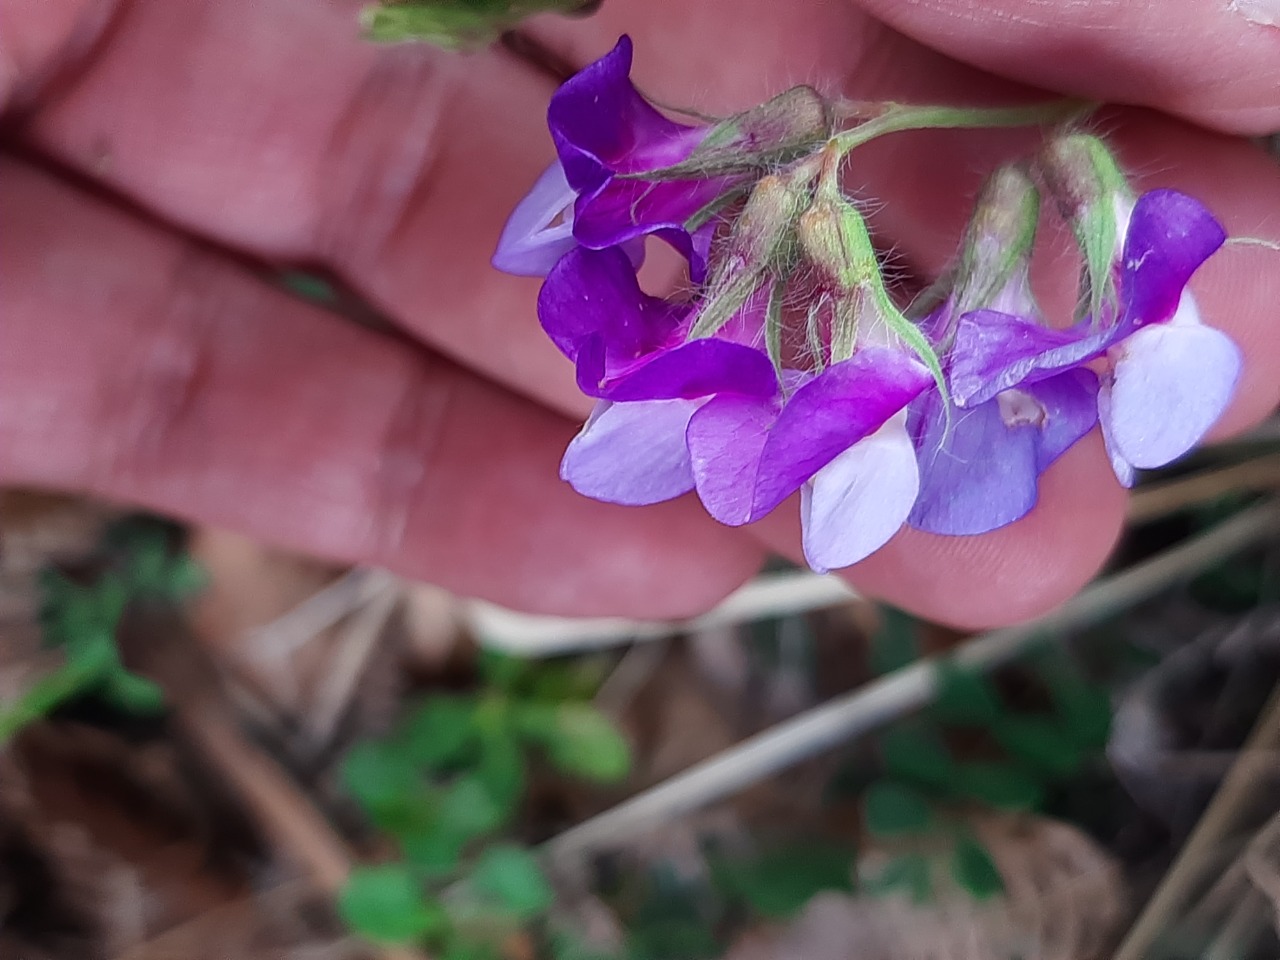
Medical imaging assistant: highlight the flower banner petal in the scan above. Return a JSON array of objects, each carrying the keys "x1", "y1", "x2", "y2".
[
  {"x1": 1119, "y1": 190, "x2": 1226, "y2": 332},
  {"x1": 548, "y1": 35, "x2": 705, "y2": 193}
]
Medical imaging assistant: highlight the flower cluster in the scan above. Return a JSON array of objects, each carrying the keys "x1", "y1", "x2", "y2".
[{"x1": 493, "y1": 37, "x2": 1241, "y2": 573}]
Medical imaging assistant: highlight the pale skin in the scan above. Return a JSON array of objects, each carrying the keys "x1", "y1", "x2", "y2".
[{"x1": 2, "y1": 0, "x2": 1278, "y2": 628}]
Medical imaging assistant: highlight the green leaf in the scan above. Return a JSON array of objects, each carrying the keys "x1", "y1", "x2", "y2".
[
  {"x1": 514, "y1": 703, "x2": 631, "y2": 783},
  {"x1": 931, "y1": 661, "x2": 1003, "y2": 726},
  {"x1": 401, "y1": 695, "x2": 479, "y2": 770},
  {"x1": 468, "y1": 844, "x2": 554, "y2": 920},
  {"x1": 437, "y1": 775, "x2": 505, "y2": 839},
  {"x1": 863, "y1": 780, "x2": 935, "y2": 838},
  {"x1": 400, "y1": 823, "x2": 466, "y2": 876},
  {"x1": 551, "y1": 931, "x2": 623, "y2": 960},
  {"x1": 992, "y1": 716, "x2": 1083, "y2": 779},
  {"x1": 954, "y1": 762, "x2": 1044, "y2": 811},
  {"x1": 626, "y1": 920, "x2": 721, "y2": 960},
  {"x1": 473, "y1": 730, "x2": 526, "y2": 820},
  {"x1": 99, "y1": 670, "x2": 166, "y2": 715},
  {"x1": 952, "y1": 834, "x2": 1004, "y2": 900},
  {"x1": 881, "y1": 722, "x2": 954, "y2": 789},
  {"x1": 712, "y1": 842, "x2": 855, "y2": 918},
  {"x1": 477, "y1": 650, "x2": 531, "y2": 692},
  {"x1": 338, "y1": 864, "x2": 447, "y2": 944},
  {"x1": 870, "y1": 606, "x2": 919, "y2": 675},
  {"x1": 1037, "y1": 657, "x2": 1112, "y2": 751},
  {"x1": 863, "y1": 852, "x2": 932, "y2": 903},
  {"x1": 341, "y1": 740, "x2": 420, "y2": 826}
]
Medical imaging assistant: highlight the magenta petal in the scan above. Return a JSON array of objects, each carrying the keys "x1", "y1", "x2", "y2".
[
  {"x1": 801, "y1": 418, "x2": 919, "y2": 572},
  {"x1": 538, "y1": 246, "x2": 680, "y2": 363},
  {"x1": 1119, "y1": 190, "x2": 1226, "y2": 329},
  {"x1": 560, "y1": 399, "x2": 698, "y2": 505},
  {"x1": 1104, "y1": 314, "x2": 1241, "y2": 469},
  {"x1": 573, "y1": 174, "x2": 739, "y2": 274},
  {"x1": 589, "y1": 338, "x2": 778, "y2": 402},
  {"x1": 549, "y1": 36, "x2": 705, "y2": 194},
  {"x1": 688, "y1": 349, "x2": 931, "y2": 525}
]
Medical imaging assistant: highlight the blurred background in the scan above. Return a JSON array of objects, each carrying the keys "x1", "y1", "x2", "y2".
[{"x1": 6, "y1": 408, "x2": 1280, "y2": 959}]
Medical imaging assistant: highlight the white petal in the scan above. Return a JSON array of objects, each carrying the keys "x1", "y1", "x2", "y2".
[
  {"x1": 800, "y1": 415, "x2": 919, "y2": 573},
  {"x1": 560, "y1": 399, "x2": 699, "y2": 505},
  {"x1": 1097, "y1": 383, "x2": 1136, "y2": 488},
  {"x1": 1105, "y1": 297, "x2": 1241, "y2": 469}
]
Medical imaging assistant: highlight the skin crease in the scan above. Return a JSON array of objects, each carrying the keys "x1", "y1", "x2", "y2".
[{"x1": 1, "y1": 0, "x2": 1278, "y2": 627}]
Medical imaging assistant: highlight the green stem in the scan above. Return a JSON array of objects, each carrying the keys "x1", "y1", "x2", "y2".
[{"x1": 830, "y1": 100, "x2": 1094, "y2": 154}]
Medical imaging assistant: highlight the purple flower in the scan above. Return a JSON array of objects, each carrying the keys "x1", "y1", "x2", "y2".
[
  {"x1": 948, "y1": 189, "x2": 1240, "y2": 487},
  {"x1": 548, "y1": 36, "x2": 739, "y2": 278},
  {"x1": 686, "y1": 349, "x2": 935, "y2": 571},
  {"x1": 539, "y1": 246, "x2": 777, "y2": 506},
  {"x1": 538, "y1": 246, "x2": 777, "y2": 402}
]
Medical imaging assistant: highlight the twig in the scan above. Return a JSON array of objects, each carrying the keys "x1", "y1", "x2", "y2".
[
  {"x1": 1111, "y1": 675, "x2": 1280, "y2": 960},
  {"x1": 1128, "y1": 452, "x2": 1280, "y2": 524},
  {"x1": 466, "y1": 570, "x2": 857, "y2": 655},
  {"x1": 303, "y1": 580, "x2": 402, "y2": 753},
  {"x1": 543, "y1": 502, "x2": 1280, "y2": 864},
  {"x1": 133, "y1": 606, "x2": 429, "y2": 960}
]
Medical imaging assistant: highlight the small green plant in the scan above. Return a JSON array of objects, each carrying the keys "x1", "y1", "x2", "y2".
[
  {"x1": 856, "y1": 609, "x2": 1113, "y2": 902},
  {"x1": 0, "y1": 518, "x2": 201, "y2": 740},
  {"x1": 338, "y1": 651, "x2": 631, "y2": 956}
]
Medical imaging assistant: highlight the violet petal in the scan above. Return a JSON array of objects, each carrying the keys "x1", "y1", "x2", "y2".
[
  {"x1": 1119, "y1": 190, "x2": 1226, "y2": 331},
  {"x1": 1025, "y1": 368, "x2": 1100, "y2": 471},
  {"x1": 560, "y1": 399, "x2": 698, "y2": 505},
  {"x1": 491, "y1": 162, "x2": 578, "y2": 277},
  {"x1": 688, "y1": 349, "x2": 931, "y2": 525},
  {"x1": 908, "y1": 389, "x2": 1040, "y2": 536},
  {"x1": 801, "y1": 416, "x2": 919, "y2": 572},
  {"x1": 949, "y1": 310, "x2": 1105, "y2": 406}
]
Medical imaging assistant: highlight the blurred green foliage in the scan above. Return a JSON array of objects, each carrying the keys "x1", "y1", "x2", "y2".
[
  {"x1": 337, "y1": 651, "x2": 630, "y2": 954},
  {"x1": 0, "y1": 518, "x2": 201, "y2": 740}
]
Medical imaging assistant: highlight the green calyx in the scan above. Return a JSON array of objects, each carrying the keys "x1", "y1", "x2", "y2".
[
  {"x1": 1037, "y1": 133, "x2": 1132, "y2": 324},
  {"x1": 795, "y1": 154, "x2": 946, "y2": 396},
  {"x1": 627, "y1": 86, "x2": 832, "y2": 182},
  {"x1": 688, "y1": 159, "x2": 819, "y2": 340},
  {"x1": 952, "y1": 165, "x2": 1041, "y2": 317}
]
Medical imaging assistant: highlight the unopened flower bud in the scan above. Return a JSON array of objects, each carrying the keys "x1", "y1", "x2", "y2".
[
  {"x1": 1038, "y1": 134, "x2": 1133, "y2": 320},
  {"x1": 689, "y1": 158, "x2": 819, "y2": 338},
  {"x1": 952, "y1": 165, "x2": 1040, "y2": 316}
]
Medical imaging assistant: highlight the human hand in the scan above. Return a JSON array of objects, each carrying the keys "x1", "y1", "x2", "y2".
[{"x1": 2, "y1": 0, "x2": 1277, "y2": 627}]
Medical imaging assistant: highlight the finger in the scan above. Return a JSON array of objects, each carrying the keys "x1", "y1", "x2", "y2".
[
  {"x1": 0, "y1": 158, "x2": 763, "y2": 619},
  {"x1": 842, "y1": 0, "x2": 1280, "y2": 135},
  {"x1": 12, "y1": 0, "x2": 585, "y2": 413}
]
